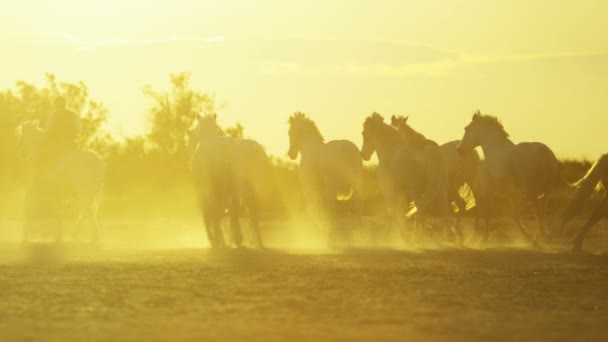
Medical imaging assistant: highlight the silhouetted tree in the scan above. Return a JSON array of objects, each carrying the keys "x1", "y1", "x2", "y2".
[
  {"x1": 225, "y1": 123, "x2": 244, "y2": 138},
  {"x1": 13, "y1": 73, "x2": 109, "y2": 147},
  {"x1": 143, "y1": 72, "x2": 217, "y2": 161}
]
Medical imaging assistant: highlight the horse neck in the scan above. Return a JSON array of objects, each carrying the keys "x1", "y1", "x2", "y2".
[
  {"x1": 375, "y1": 126, "x2": 401, "y2": 164},
  {"x1": 298, "y1": 136, "x2": 325, "y2": 160},
  {"x1": 198, "y1": 128, "x2": 225, "y2": 143},
  {"x1": 478, "y1": 130, "x2": 515, "y2": 177},
  {"x1": 401, "y1": 126, "x2": 428, "y2": 146}
]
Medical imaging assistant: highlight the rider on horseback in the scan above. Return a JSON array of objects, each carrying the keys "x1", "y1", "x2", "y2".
[
  {"x1": 33, "y1": 96, "x2": 81, "y2": 191},
  {"x1": 43, "y1": 96, "x2": 81, "y2": 167}
]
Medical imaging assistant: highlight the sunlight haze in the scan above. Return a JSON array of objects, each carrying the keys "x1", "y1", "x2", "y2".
[{"x1": 1, "y1": 0, "x2": 607, "y2": 158}]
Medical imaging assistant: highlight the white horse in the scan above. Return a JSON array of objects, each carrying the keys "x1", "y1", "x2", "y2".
[
  {"x1": 19, "y1": 121, "x2": 105, "y2": 243},
  {"x1": 287, "y1": 112, "x2": 363, "y2": 242},
  {"x1": 362, "y1": 113, "x2": 459, "y2": 243},
  {"x1": 561, "y1": 153, "x2": 608, "y2": 252},
  {"x1": 391, "y1": 115, "x2": 482, "y2": 235},
  {"x1": 190, "y1": 114, "x2": 271, "y2": 248},
  {"x1": 457, "y1": 111, "x2": 559, "y2": 246}
]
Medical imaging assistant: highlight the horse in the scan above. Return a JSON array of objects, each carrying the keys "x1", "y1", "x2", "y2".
[
  {"x1": 456, "y1": 111, "x2": 559, "y2": 246},
  {"x1": 560, "y1": 153, "x2": 608, "y2": 252},
  {"x1": 190, "y1": 113, "x2": 271, "y2": 249},
  {"x1": 19, "y1": 121, "x2": 105, "y2": 243},
  {"x1": 361, "y1": 113, "x2": 458, "y2": 243},
  {"x1": 287, "y1": 112, "x2": 363, "y2": 243},
  {"x1": 391, "y1": 115, "x2": 482, "y2": 236}
]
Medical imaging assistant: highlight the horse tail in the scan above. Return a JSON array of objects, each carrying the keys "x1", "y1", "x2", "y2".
[{"x1": 562, "y1": 154, "x2": 608, "y2": 223}]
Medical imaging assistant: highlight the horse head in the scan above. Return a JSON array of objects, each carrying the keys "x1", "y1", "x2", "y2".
[
  {"x1": 287, "y1": 112, "x2": 323, "y2": 160},
  {"x1": 360, "y1": 112, "x2": 387, "y2": 161},
  {"x1": 390, "y1": 115, "x2": 409, "y2": 130},
  {"x1": 196, "y1": 113, "x2": 225, "y2": 141},
  {"x1": 457, "y1": 110, "x2": 508, "y2": 155}
]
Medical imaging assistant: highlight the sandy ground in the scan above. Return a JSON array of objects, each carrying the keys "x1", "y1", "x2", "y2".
[{"x1": 1, "y1": 219, "x2": 608, "y2": 341}]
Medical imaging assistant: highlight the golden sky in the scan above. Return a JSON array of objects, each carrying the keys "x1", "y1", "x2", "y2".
[{"x1": 1, "y1": 0, "x2": 607, "y2": 158}]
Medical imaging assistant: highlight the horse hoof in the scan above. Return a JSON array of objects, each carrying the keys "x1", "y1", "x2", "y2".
[
  {"x1": 529, "y1": 239, "x2": 542, "y2": 250},
  {"x1": 572, "y1": 244, "x2": 584, "y2": 254}
]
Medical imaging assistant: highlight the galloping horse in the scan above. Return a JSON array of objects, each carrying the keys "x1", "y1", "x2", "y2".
[
  {"x1": 457, "y1": 111, "x2": 559, "y2": 245},
  {"x1": 287, "y1": 112, "x2": 363, "y2": 241},
  {"x1": 19, "y1": 121, "x2": 105, "y2": 243},
  {"x1": 391, "y1": 115, "x2": 482, "y2": 233},
  {"x1": 190, "y1": 114, "x2": 270, "y2": 249},
  {"x1": 361, "y1": 113, "x2": 458, "y2": 242},
  {"x1": 561, "y1": 153, "x2": 608, "y2": 252}
]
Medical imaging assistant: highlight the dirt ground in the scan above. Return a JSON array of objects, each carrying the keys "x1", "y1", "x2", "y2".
[{"x1": 1, "y1": 219, "x2": 608, "y2": 342}]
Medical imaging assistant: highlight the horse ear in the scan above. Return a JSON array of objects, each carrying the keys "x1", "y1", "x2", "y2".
[
  {"x1": 473, "y1": 110, "x2": 481, "y2": 120},
  {"x1": 404, "y1": 116, "x2": 409, "y2": 123}
]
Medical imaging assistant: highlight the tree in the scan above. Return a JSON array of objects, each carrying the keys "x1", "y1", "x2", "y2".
[
  {"x1": 225, "y1": 123, "x2": 244, "y2": 138},
  {"x1": 143, "y1": 72, "x2": 218, "y2": 160},
  {"x1": 0, "y1": 74, "x2": 109, "y2": 187},
  {"x1": 0, "y1": 90, "x2": 24, "y2": 182},
  {"x1": 14, "y1": 73, "x2": 109, "y2": 148}
]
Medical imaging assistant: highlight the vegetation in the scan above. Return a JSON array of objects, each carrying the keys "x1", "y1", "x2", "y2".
[{"x1": 0, "y1": 73, "x2": 598, "y2": 219}]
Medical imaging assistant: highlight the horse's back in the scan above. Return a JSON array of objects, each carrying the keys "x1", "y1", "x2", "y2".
[
  {"x1": 512, "y1": 142, "x2": 559, "y2": 194},
  {"x1": 192, "y1": 136, "x2": 272, "y2": 200},
  {"x1": 325, "y1": 139, "x2": 363, "y2": 180},
  {"x1": 234, "y1": 138, "x2": 273, "y2": 198},
  {"x1": 191, "y1": 136, "x2": 236, "y2": 195},
  {"x1": 57, "y1": 149, "x2": 105, "y2": 189},
  {"x1": 441, "y1": 140, "x2": 481, "y2": 185},
  {"x1": 325, "y1": 139, "x2": 363, "y2": 167}
]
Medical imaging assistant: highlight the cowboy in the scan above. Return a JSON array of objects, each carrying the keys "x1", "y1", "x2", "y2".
[{"x1": 43, "y1": 96, "x2": 81, "y2": 167}]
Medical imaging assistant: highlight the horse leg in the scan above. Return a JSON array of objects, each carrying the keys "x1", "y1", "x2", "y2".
[
  {"x1": 453, "y1": 195, "x2": 466, "y2": 236},
  {"x1": 230, "y1": 197, "x2": 244, "y2": 248},
  {"x1": 213, "y1": 214, "x2": 226, "y2": 248},
  {"x1": 202, "y1": 206, "x2": 217, "y2": 248},
  {"x1": 326, "y1": 193, "x2": 339, "y2": 248},
  {"x1": 88, "y1": 207, "x2": 100, "y2": 244},
  {"x1": 22, "y1": 196, "x2": 33, "y2": 244},
  {"x1": 449, "y1": 207, "x2": 464, "y2": 246},
  {"x1": 482, "y1": 193, "x2": 496, "y2": 245},
  {"x1": 572, "y1": 199, "x2": 608, "y2": 253},
  {"x1": 55, "y1": 215, "x2": 63, "y2": 244},
  {"x1": 512, "y1": 196, "x2": 538, "y2": 248},
  {"x1": 249, "y1": 199, "x2": 264, "y2": 249},
  {"x1": 250, "y1": 210, "x2": 264, "y2": 249},
  {"x1": 49, "y1": 201, "x2": 63, "y2": 244},
  {"x1": 243, "y1": 188, "x2": 264, "y2": 249},
  {"x1": 534, "y1": 197, "x2": 550, "y2": 244}
]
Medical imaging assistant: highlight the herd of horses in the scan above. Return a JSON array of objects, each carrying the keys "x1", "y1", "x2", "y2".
[{"x1": 18, "y1": 111, "x2": 608, "y2": 253}]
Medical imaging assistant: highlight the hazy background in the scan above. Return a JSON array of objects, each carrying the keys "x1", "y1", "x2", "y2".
[{"x1": 1, "y1": 0, "x2": 607, "y2": 159}]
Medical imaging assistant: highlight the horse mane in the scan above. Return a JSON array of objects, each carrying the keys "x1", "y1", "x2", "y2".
[
  {"x1": 472, "y1": 110, "x2": 509, "y2": 138},
  {"x1": 197, "y1": 113, "x2": 226, "y2": 136},
  {"x1": 390, "y1": 115, "x2": 432, "y2": 147},
  {"x1": 363, "y1": 112, "x2": 385, "y2": 131},
  {"x1": 363, "y1": 112, "x2": 401, "y2": 143},
  {"x1": 288, "y1": 112, "x2": 324, "y2": 142},
  {"x1": 390, "y1": 115, "x2": 408, "y2": 129}
]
